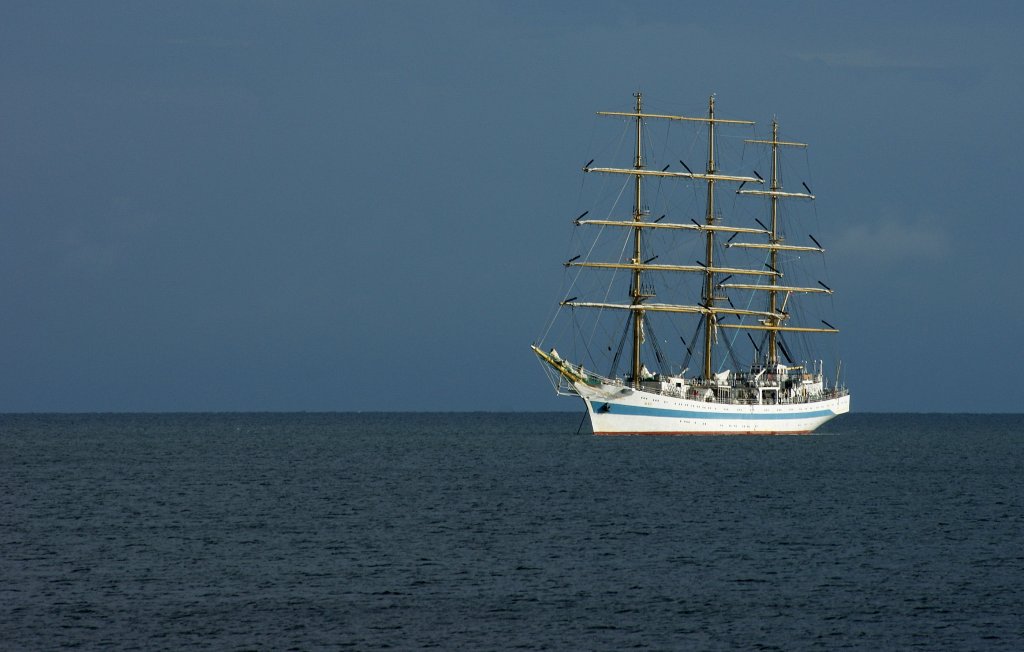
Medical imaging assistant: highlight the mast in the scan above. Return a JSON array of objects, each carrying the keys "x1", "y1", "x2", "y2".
[
  {"x1": 573, "y1": 95, "x2": 762, "y2": 382},
  {"x1": 702, "y1": 96, "x2": 717, "y2": 380},
  {"x1": 768, "y1": 120, "x2": 780, "y2": 366},
  {"x1": 726, "y1": 124, "x2": 838, "y2": 339},
  {"x1": 630, "y1": 92, "x2": 646, "y2": 385}
]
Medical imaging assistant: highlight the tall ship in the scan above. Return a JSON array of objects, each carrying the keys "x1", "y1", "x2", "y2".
[{"x1": 532, "y1": 93, "x2": 850, "y2": 434}]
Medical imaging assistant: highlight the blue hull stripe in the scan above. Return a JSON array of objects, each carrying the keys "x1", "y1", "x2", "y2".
[{"x1": 593, "y1": 402, "x2": 835, "y2": 421}]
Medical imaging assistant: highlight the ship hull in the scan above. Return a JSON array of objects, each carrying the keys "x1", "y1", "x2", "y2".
[{"x1": 576, "y1": 382, "x2": 850, "y2": 435}]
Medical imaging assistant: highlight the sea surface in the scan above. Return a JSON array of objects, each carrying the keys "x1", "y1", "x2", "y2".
[{"x1": 1, "y1": 413, "x2": 1022, "y2": 650}]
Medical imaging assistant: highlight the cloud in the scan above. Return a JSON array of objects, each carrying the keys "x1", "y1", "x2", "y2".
[
  {"x1": 796, "y1": 50, "x2": 943, "y2": 71},
  {"x1": 164, "y1": 37, "x2": 251, "y2": 49},
  {"x1": 832, "y1": 217, "x2": 950, "y2": 268},
  {"x1": 54, "y1": 196, "x2": 160, "y2": 276}
]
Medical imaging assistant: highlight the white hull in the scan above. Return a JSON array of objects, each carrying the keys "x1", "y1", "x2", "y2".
[{"x1": 574, "y1": 381, "x2": 849, "y2": 435}]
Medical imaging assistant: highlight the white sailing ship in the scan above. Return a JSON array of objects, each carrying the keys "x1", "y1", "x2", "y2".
[{"x1": 532, "y1": 93, "x2": 850, "y2": 434}]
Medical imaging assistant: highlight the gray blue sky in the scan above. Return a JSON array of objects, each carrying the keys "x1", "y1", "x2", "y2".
[{"x1": 1, "y1": 1, "x2": 1021, "y2": 412}]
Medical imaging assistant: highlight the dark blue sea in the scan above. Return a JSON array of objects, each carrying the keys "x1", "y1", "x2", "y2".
[{"x1": 2, "y1": 413, "x2": 1022, "y2": 650}]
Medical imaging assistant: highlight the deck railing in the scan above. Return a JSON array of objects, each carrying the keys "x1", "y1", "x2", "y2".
[{"x1": 558, "y1": 360, "x2": 848, "y2": 405}]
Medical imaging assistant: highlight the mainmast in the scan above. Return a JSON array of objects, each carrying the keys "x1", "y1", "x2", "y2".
[
  {"x1": 630, "y1": 92, "x2": 647, "y2": 385},
  {"x1": 702, "y1": 96, "x2": 718, "y2": 380}
]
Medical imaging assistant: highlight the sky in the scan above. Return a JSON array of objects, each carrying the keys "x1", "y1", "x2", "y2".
[{"x1": 1, "y1": 1, "x2": 1021, "y2": 413}]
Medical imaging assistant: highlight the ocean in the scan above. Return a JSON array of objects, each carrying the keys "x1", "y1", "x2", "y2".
[{"x1": 1, "y1": 412, "x2": 1021, "y2": 650}]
